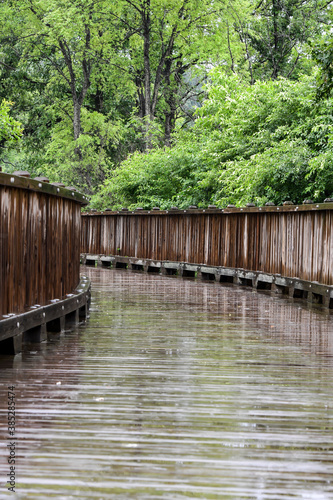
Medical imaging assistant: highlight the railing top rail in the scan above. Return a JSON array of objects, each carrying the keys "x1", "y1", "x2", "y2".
[
  {"x1": 82, "y1": 201, "x2": 333, "y2": 216},
  {"x1": 0, "y1": 172, "x2": 88, "y2": 205}
]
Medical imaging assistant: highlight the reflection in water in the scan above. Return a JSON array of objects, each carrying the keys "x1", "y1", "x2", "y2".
[{"x1": 0, "y1": 266, "x2": 333, "y2": 499}]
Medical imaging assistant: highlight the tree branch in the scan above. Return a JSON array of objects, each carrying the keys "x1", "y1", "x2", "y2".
[{"x1": 122, "y1": 0, "x2": 143, "y2": 15}]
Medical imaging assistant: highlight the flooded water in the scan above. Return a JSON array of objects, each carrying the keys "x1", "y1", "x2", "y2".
[{"x1": 1, "y1": 266, "x2": 333, "y2": 500}]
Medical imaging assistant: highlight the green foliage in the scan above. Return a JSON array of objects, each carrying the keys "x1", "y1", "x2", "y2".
[
  {"x1": 91, "y1": 135, "x2": 213, "y2": 209},
  {"x1": 244, "y1": 0, "x2": 321, "y2": 80},
  {"x1": 312, "y1": 35, "x2": 333, "y2": 98},
  {"x1": 0, "y1": 0, "x2": 133, "y2": 187},
  {"x1": 43, "y1": 107, "x2": 124, "y2": 190},
  {"x1": 203, "y1": 70, "x2": 333, "y2": 205},
  {"x1": 0, "y1": 0, "x2": 331, "y2": 205},
  {"x1": 93, "y1": 69, "x2": 333, "y2": 209},
  {"x1": 0, "y1": 100, "x2": 23, "y2": 152}
]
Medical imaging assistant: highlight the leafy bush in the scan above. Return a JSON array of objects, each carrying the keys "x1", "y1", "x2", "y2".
[{"x1": 91, "y1": 69, "x2": 333, "y2": 209}]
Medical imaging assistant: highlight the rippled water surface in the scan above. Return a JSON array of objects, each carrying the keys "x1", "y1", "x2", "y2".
[{"x1": 1, "y1": 266, "x2": 333, "y2": 499}]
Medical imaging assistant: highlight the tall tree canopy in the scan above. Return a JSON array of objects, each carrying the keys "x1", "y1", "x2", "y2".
[
  {"x1": 0, "y1": 0, "x2": 331, "y2": 206},
  {"x1": 0, "y1": 0, "x2": 127, "y2": 189},
  {"x1": 230, "y1": 0, "x2": 327, "y2": 82},
  {"x1": 116, "y1": 0, "x2": 226, "y2": 146},
  {"x1": 0, "y1": 0, "x2": 228, "y2": 187}
]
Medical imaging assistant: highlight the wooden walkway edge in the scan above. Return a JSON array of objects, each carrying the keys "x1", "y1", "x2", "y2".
[
  {"x1": 0, "y1": 276, "x2": 91, "y2": 354},
  {"x1": 81, "y1": 254, "x2": 333, "y2": 311}
]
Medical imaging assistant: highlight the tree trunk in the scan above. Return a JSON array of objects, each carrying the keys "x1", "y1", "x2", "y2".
[
  {"x1": 164, "y1": 111, "x2": 175, "y2": 147},
  {"x1": 143, "y1": 1, "x2": 152, "y2": 150},
  {"x1": 73, "y1": 99, "x2": 81, "y2": 142},
  {"x1": 271, "y1": 0, "x2": 279, "y2": 79},
  {"x1": 163, "y1": 57, "x2": 177, "y2": 146},
  {"x1": 73, "y1": 98, "x2": 83, "y2": 161},
  {"x1": 143, "y1": 33, "x2": 151, "y2": 119}
]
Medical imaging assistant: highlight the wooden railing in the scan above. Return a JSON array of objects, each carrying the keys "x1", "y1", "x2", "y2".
[
  {"x1": 0, "y1": 172, "x2": 90, "y2": 354},
  {"x1": 0, "y1": 172, "x2": 88, "y2": 317},
  {"x1": 81, "y1": 203, "x2": 333, "y2": 286}
]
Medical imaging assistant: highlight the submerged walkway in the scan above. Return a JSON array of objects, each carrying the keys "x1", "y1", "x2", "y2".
[{"x1": 0, "y1": 267, "x2": 333, "y2": 498}]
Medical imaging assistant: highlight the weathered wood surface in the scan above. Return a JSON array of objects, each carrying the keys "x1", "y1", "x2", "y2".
[
  {"x1": 0, "y1": 172, "x2": 87, "y2": 318},
  {"x1": 0, "y1": 276, "x2": 91, "y2": 354},
  {"x1": 81, "y1": 204, "x2": 333, "y2": 286}
]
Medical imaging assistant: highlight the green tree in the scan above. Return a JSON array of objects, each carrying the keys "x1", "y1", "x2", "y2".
[
  {"x1": 188, "y1": 69, "x2": 333, "y2": 204},
  {"x1": 312, "y1": 8, "x2": 333, "y2": 98},
  {"x1": 0, "y1": 0, "x2": 231, "y2": 186},
  {"x1": 0, "y1": 99, "x2": 23, "y2": 159},
  {"x1": 232, "y1": 0, "x2": 324, "y2": 82},
  {"x1": 113, "y1": 0, "x2": 227, "y2": 148},
  {"x1": 0, "y1": 0, "x2": 130, "y2": 189}
]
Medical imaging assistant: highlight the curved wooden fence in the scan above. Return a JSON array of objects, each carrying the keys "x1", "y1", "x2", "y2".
[
  {"x1": 0, "y1": 172, "x2": 90, "y2": 354},
  {"x1": 81, "y1": 203, "x2": 333, "y2": 306}
]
